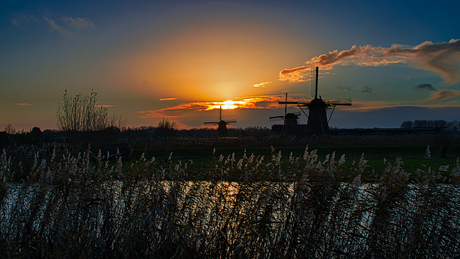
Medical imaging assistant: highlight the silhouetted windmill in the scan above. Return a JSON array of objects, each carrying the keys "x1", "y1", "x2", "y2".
[
  {"x1": 270, "y1": 93, "x2": 301, "y2": 135},
  {"x1": 204, "y1": 105, "x2": 237, "y2": 137},
  {"x1": 279, "y1": 67, "x2": 351, "y2": 135}
]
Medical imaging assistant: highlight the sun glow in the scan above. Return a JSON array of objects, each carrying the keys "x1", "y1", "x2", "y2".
[{"x1": 208, "y1": 100, "x2": 246, "y2": 110}]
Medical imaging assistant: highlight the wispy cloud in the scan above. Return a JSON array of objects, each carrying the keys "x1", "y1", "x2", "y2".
[
  {"x1": 15, "y1": 103, "x2": 32, "y2": 106},
  {"x1": 138, "y1": 102, "x2": 212, "y2": 118},
  {"x1": 253, "y1": 81, "x2": 272, "y2": 88},
  {"x1": 159, "y1": 97, "x2": 177, "y2": 101},
  {"x1": 361, "y1": 86, "x2": 372, "y2": 93},
  {"x1": 62, "y1": 16, "x2": 94, "y2": 28},
  {"x1": 415, "y1": 83, "x2": 437, "y2": 91},
  {"x1": 336, "y1": 85, "x2": 372, "y2": 93},
  {"x1": 336, "y1": 86, "x2": 352, "y2": 91},
  {"x1": 18, "y1": 14, "x2": 95, "y2": 36},
  {"x1": 11, "y1": 19, "x2": 21, "y2": 27},
  {"x1": 280, "y1": 39, "x2": 460, "y2": 83},
  {"x1": 43, "y1": 16, "x2": 71, "y2": 36},
  {"x1": 426, "y1": 89, "x2": 460, "y2": 102},
  {"x1": 11, "y1": 14, "x2": 37, "y2": 27},
  {"x1": 340, "y1": 100, "x2": 398, "y2": 112}
]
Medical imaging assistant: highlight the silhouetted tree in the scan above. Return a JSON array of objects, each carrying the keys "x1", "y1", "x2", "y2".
[
  {"x1": 4, "y1": 124, "x2": 16, "y2": 134},
  {"x1": 400, "y1": 121, "x2": 413, "y2": 128},
  {"x1": 56, "y1": 89, "x2": 126, "y2": 132},
  {"x1": 434, "y1": 120, "x2": 447, "y2": 128},
  {"x1": 154, "y1": 118, "x2": 177, "y2": 137}
]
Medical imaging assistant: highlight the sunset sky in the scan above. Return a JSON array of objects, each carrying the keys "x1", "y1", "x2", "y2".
[{"x1": 2, "y1": 0, "x2": 460, "y2": 131}]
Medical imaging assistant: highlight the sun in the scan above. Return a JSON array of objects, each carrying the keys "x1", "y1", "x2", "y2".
[
  {"x1": 206, "y1": 100, "x2": 249, "y2": 110},
  {"x1": 222, "y1": 100, "x2": 237, "y2": 109}
]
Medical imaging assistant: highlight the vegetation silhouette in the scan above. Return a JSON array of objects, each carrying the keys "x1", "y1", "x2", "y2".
[
  {"x1": 56, "y1": 89, "x2": 126, "y2": 144},
  {"x1": 153, "y1": 118, "x2": 177, "y2": 138}
]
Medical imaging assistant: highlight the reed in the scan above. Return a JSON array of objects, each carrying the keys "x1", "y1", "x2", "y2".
[{"x1": 0, "y1": 144, "x2": 459, "y2": 258}]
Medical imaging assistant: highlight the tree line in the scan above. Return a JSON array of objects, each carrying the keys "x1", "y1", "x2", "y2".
[{"x1": 400, "y1": 119, "x2": 460, "y2": 130}]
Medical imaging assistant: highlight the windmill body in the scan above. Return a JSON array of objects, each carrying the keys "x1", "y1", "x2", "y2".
[
  {"x1": 305, "y1": 97, "x2": 329, "y2": 134},
  {"x1": 269, "y1": 93, "x2": 301, "y2": 135},
  {"x1": 204, "y1": 105, "x2": 236, "y2": 137},
  {"x1": 284, "y1": 112, "x2": 300, "y2": 135}
]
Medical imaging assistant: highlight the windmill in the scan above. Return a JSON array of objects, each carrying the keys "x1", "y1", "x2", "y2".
[
  {"x1": 279, "y1": 67, "x2": 351, "y2": 135},
  {"x1": 270, "y1": 93, "x2": 301, "y2": 135},
  {"x1": 204, "y1": 105, "x2": 237, "y2": 137}
]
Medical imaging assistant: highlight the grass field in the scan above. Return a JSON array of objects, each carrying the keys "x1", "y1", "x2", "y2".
[{"x1": 131, "y1": 144, "x2": 460, "y2": 181}]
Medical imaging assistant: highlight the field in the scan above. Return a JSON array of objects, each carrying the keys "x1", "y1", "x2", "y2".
[
  {"x1": 132, "y1": 144, "x2": 460, "y2": 181},
  {"x1": 1, "y1": 134, "x2": 460, "y2": 258}
]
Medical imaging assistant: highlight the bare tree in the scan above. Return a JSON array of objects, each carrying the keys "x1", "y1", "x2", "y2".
[
  {"x1": 4, "y1": 123, "x2": 16, "y2": 134},
  {"x1": 56, "y1": 89, "x2": 126, "y2": 132}
]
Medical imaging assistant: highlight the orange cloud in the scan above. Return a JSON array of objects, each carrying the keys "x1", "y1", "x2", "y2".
[
  {"x1": 137, "y1": 96, "x2": 289, "y2": 118},
  {"x1": 15, "y1": 103, "x2": 32, "y2": 106},
  {"x1": 280, "y1": 39, "x2": 460, "y2": 83},
  {"x1": 138, "y1": 102, "x2": 213, "y2": 118},
  {"x1": 341, "y1": 101, "x2": 395, "y2": 112},
  {"x1": 426, "y1": 89, "x2": 460, "y2": 102},
  {"x1": 253, "y1": 81, "x2": 272, "y2": 88},
  {"x1": 159, "y1": 97, "x2": 177, "y2": 101}
]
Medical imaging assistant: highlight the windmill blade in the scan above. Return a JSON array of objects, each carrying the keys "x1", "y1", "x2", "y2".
[
  {"x1": 279, "y1": 101, "x2": 300, "y2": 105},
  {"x1": 296, "y1": 101, "x2": 313, "y2": 106},
  {"x1": 225, "y1": 119, "x2": 237, "y2": 124},
  {"x1": 270, "y1": 115, "x2": 284, "y2": 121}
]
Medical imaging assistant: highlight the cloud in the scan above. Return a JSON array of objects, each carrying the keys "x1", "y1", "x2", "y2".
[
  {"x1": 43, "y1": 16, "x2": 71, "y2": 36},
  {"x1": 253, "y1": 81, "x2": 272, "y2": 88},
  {"x1": 159, "y1": 97, "x2": 177, "y2": 101},
  {"x1": 336, "y1": 85, "x2": 371, "y2": 93},
  {"x1": 15, "y1": 103, "x2": 32, "y2": 106},
  {"x1": 426, "y1": 89, "x2": 460, "y2": 102},
  {"x1": 138, "y1": 102, "x2": 212, "y2": 118},
  {"x1": 280, "y1": 39, "x2": 460, "y2": 83},
  {"x1": 94, "y1": 104, "x2": 114, "y2": 108},
  {"x1": 138, "y1": 96, "x2": 287, "y2": 118},
  {"x1": 62, "y1": 16, "x2": 94, "y2": 28},
  {"x1": 11, "y1": 14, "x2": 37, "y2": 27},
  {"x1": 11, "y1": 19, "x2": 21, "y2": 27},
  {"x1": 415, "y1": 83, "x2": 437, "y2": 91},
  {"x1": 336, "y1": 86, "x2": 352, "y2": 91},
  {"x1": 337, "y1": 100, "x2": 394, "y2": 112},
  {"x1": 361, "y1": 86, "x2": 372, "y2": 93}
]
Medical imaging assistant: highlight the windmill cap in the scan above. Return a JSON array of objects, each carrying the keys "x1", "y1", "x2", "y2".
[
  {"x1": 285, "y1": 113, "x2": 299, "y2": 120},
  {"x1": 308, "y1": 98, "x2": 327, "y2": 107}
]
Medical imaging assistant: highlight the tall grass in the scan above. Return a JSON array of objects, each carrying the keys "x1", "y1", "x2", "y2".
[{"x1": 1, "y1": 145, "x2": 460, "y2": 258}]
